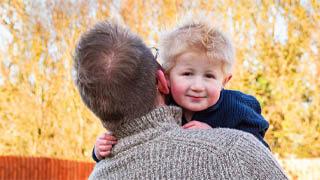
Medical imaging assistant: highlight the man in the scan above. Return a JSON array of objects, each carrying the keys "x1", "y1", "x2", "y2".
[{"x1": 73, "y1": 21, "x2": 288, "y2": 179}]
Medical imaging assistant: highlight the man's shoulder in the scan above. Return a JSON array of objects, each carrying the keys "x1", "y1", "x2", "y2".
[{"x1": 166, "y1": 128, "x2": 256, "y2": 153}]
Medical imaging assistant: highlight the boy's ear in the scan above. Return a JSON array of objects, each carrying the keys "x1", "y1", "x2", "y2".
[
  {"x1": 222, "y1": 74, "x2": 232, "y2": 87},
  {"x1": 156, "y1": 70, "x2": 170, "y2": 94}
]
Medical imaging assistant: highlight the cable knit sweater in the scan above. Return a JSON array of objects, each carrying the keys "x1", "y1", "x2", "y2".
[{"x1": 89, "y1": 106, "x2": 287, "y2": 180}]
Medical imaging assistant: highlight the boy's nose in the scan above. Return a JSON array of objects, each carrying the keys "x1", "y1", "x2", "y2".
[{"x1": 190, "y1": 79, "x2": 205, "y2": 92}]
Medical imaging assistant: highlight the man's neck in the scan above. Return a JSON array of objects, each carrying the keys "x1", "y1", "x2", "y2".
[
  {"x1": 111, "y1": 106, "x2": 182, "y2": 139},
  {"x1": 155, "y1": 91, "x2": 167, "y2": 107}
]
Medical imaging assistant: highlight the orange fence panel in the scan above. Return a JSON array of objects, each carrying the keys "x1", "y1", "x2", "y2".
[{"x1": 0, "y1": 156, "x2": 94, "y2": 180}]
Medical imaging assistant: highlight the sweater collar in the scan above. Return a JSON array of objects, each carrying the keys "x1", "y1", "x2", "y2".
[{"x1": 112, "y1": 106, "x2": 182, "y2": 139}]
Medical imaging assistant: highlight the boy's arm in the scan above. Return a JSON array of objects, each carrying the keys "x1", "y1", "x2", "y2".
[
  {"x1": 240, "y1": 93, "x2": 262, "y2": 114},
  {"x1": 236, "y1": 93, "x2": 270, "y2": 148}
]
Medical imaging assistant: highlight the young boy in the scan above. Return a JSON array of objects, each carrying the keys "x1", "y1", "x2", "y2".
[{"x1": 92, "y1": 20, "x2": 270, "y2": 162}]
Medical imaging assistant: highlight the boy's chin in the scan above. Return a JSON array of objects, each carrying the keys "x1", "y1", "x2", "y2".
[{"x1": 185, "y1": 105, "x2": 210, "y2": 112}]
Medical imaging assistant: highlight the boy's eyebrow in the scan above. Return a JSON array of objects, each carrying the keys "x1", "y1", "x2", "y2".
[
  {"x1": 205, "y1": 70, "x2": 216, "y2": 74},
  {"x1": 179, "y1": 67, "x2": 194, "y2": 72}
]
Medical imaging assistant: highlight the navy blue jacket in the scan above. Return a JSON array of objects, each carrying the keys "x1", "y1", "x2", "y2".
[{"x1": 179, "y1": 89, "x2": 270, "y2": 149}]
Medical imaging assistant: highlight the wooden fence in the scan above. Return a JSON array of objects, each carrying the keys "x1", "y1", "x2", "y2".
[{"x1": 0, "y1": 156, "x2": 94, "y2": 180}]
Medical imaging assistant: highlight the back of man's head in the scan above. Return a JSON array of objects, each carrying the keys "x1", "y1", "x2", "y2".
[{"x1": 74, "y1": 21, "x2": 158, "y2": 130}]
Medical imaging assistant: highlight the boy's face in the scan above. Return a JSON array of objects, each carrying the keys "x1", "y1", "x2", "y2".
[{"x1": 167, "y1": 51, "x2": 228, "y2": 112}]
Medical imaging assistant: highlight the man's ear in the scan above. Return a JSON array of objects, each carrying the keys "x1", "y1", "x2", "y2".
[
  {"x1": 165, "y1": 73, "x2": 170, "y2": 88},
  {"x1": 222, "y1": 74, "x2": 232, "y2": 87},
  {"x1": 156, "y1": 70, "x2": 169, "y2": 94}
]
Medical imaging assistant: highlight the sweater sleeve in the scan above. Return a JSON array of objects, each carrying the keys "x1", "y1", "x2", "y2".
[
  {"x1": 231, "y1": 132, "x2": 288, "y2": 179},
  {"x1": 92, "y1": 147, "x2": 100, "y2": 163},
  {"x1": 232, "y1": 91, "x2": 270, "y2": 148},
  {"x1": 241, "y1": 93, "x2": 262, "y2": 114}
]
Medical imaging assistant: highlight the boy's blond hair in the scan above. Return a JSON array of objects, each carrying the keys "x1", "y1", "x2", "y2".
[{"x1": 159, "y1": 20, "x2": 235, "y2": 75}]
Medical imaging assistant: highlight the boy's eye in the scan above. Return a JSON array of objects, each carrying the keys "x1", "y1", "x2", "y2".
[
  {"x1": 182, "y1": 72, "x2": 192, "y2": 76},
  {"x1": 205, "y1": 74, "x2": 215, "y2": 78}
]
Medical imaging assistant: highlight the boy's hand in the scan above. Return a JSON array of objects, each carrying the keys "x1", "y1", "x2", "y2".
[
  {"x1": 94, "y1": 132, "x2": 117, "y2": 160},
  {"x1": 182, "y1": 120, "x2": 212, "y2": 130}
]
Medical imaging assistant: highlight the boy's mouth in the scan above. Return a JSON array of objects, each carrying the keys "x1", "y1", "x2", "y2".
[
  {"x1": 186, "y1": 95, "x2": 206, "y2": 98},
  {"x1": 186, "y1": 95, "x2": 207, "y2": 102}
]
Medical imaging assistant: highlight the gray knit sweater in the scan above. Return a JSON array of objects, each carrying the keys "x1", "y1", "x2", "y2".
[{"x1": 89, "y1": 106, "x2": 288, "y2": 180}]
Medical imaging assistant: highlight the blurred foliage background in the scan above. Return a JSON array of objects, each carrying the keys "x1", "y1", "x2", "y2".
[{"x1": 0, "y1": 0, "x2": 319, "y2": 167}]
